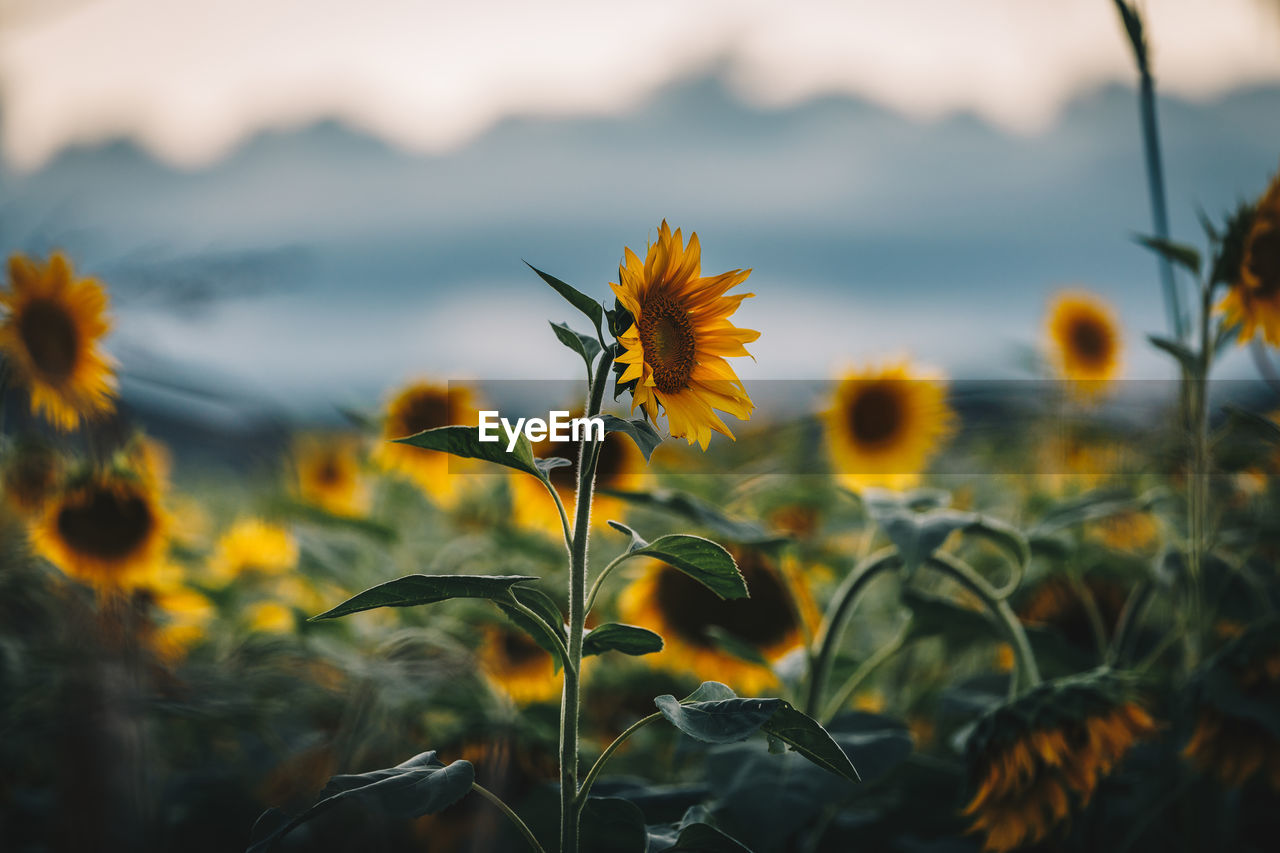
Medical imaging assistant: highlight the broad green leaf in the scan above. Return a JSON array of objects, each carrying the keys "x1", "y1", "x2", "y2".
[
  {"x1": 499, "y1": 584, "x2": 568, "y2": 670},
  {"x1": 601, "y1": 488, "x2": 788, "y2": 547},
  {"x1": 247, "y1": 751, "x2": 473, "y2": 852},
  {"x1": 600, "y1": 413, "x2": 663, "y2": 462},
  {"x1": 1148, "y1": 334, "x2": 1197, "y2": 373},
  {"x1": 583, "y1": 623, "x2": 663, "y2": 658},
  {"x1": 608, "y1": 524, "x2": 747, "y2": 600},
  {"x1": 395, "y1": 425, "x2": 545, "y2": 482},
  {"x1": 683, "y1": 681, "x2": 738, "y2": 703},
  {"x1": 654, "y1": 695, "x2": 782, "y2": 744},
  {"x1": 871, "y1": 506, "x2": 976, "y2": 574},
  {"x1": 551, "y1": 320, "x2": 602, "y2": 373},
  {"x1": 312, "y1": 574, "x2": 538, "y2": 620},
  {"x1": 649, "y1": 812, "x2": 754, "y2": 853},
  {"x1": 1135, "y1": 235, "x2": 1202, "y2": 277},
  {"x1": 759, "y1": 703, "x2": 861, "y2": 783},
  {"x1": 581, "y1": 797, "x2": 648, "y2": 853},
  {"x1": 825, "y1": 712, "x2": 914, "y2": 785},
  {"x1": 527, "y1": 262, "x2": 605, "y2": 337}
]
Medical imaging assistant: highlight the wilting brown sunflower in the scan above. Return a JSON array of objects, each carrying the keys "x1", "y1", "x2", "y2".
[
  {"x1": 373, "y1": 381, "x2": 477, "y2": 505},
  {"x1": 1018, "y1": 573, "x2": 1129, "y2": 653},
  {"x1": 1046, "y1": 291, "x2": 1123, "y2": 394},
  {"x1": 963, "y1": 672, "x2": 1156, "y2": 852},
  {"x1": 0, "y1": 252, "x2": 117, "y2": 430},
  {"x1": 1183, "y1": 617, "x2": 1280, "y2": 790},
  {"x1": 479, "y1": 623, "x2": 560, "y2": 705},
  {"x1": 206, "y1": 518, "x2": 297, "y2": 586},
  {"x1": 295, "y1": 433, "x2": 368, "y2": 517},
  {"x1": 1219, "y1": 169, "x2": 1280, "y2": 345},
  {"x1": 823, "y1": 362, "x2": 955, "y2": 491},
  {"x1": 2, "y1": 438, "x2": 63, "y2": 517},
  {"x1": 31, "y1": 470, "x2": 168, "y2": 591},
  {"x1": 611, "y1": 221, "x2": 758, "y2": 449},
  {"x1": 618, "y1": 547, "x2": 811, "y2": 695}
]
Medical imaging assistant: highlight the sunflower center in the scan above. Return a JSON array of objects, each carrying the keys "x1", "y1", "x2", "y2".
[
  {"x1": 397, "y1": 393, "x2": 450, "y2": 436},
  {"x1": 56, "y1": 486, "x2": 154, "y2": 563},
  {"x1": 500, "y1": 630, "x2": 545, "y2": 666},
  {"x1": 653, "y1": 550, "x2": 796, "y2": 650},
  {"x1": 18, "y1": 299, "x2": 80, "y2": 380},
  {"x1": 1069, "y1": 317, "x2": 1111, "y2": 367},
  {"x1": 848, "y1": 383, "x2": 903, "y2": 446},
  {"x1": 316, "y1": 455, "x2": 343, "y2": 486},
  {"x1": 638, "y1": 295, "x2": 696, "y2": 394},
  {"x1": 1247, "y1": 224, "x2": 1280, "y2": 295}
]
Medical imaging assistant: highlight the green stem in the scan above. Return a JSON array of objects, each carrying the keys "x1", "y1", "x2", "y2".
[
  {"x1": 926, "y1": 552, "x2": 1040, "y2": 696},
  {"x1": 559, "y1": 348, "x2": 614, "y2": 853},
  {"x1": 472, "y1": 783, "x2": 547, "y2": 853},
  {"x1": 1108, "y1": 579, "x2": 1153, "y2": 666},
  {"x1": 543, "y1": 481, "x2": 574, "y2": 554},
  {"x1": 1184, "y1": 278, "x2": 1214, "y2": 671},
  {"x1": 804, "y1": 547, "x2": 899, "y2": 717},
  {"x1": 819, "y1": 619, "x2": 911, "y2": 723},
  {"x1": 508, "y1": 598, "x2": 573, "y2": 673},
  {"x1": 584, "y1": 551, "x2": 632, "y2": 615},
  {"x1": 576, "y1": 712, "x2": 662, "y2": 808}
]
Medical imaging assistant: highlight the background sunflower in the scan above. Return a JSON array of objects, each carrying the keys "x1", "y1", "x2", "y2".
[
  {"x1": 373, "y1": 381, "x2": 478, "y2": 505},
  {"x1": 1046, "y1": 291, "x2": 1123, "y2": 393}
]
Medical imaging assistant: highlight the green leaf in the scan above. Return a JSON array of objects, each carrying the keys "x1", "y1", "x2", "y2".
[
  {"x1": 601, "y1": 488, "x2": 788, "y2": 547},
  {"x1": 499, "y1": 585, "x2": 568, "y2": 670},
  {"x1": 582, "y1": 623, "x2": 663, "y2": 658},
  {"x1": 551, "y1": 320, "x2": 602, "y2": 373},
  {"x1": 654, "y1": 694, "x2": 782, "y2": 744},
  {"x1": 1224, "y1": 405, "x2": 1280, "y2": 445},
  {"x1": 684, "y1": 681, "x2": 738, "y2": 702},
  {"x1": 527, "y1": 262, "x2": 604, "y2": 338},
  {"x1": 312, "y1": 574, "x2": 538, "y2": 620},
  {"x1": 649, "y1": 806, "x2": 755, "y2": 853},
  {"x1": 247, "y1": 752, "x2": 473, "y2": 852},
  {"x1": 396, "y1": 425, "x2": 546, "y2": 482},
  {"x1": 581, "y1": 797, "x2": 648, "y2": 853},
  {"x1": 759, "y1": 703, "x2": 861, "y2": 783},
  {"x1": 870, "y1": 505, "x2": 976, "y2": 575},
  {"x1": 1148, "y1": 334, "x2": 1197, "y2": 373},
  {"x1": 1136, "y1": 235, "x2": 1202, "y2": 277},
  {"x1": 608, "y1": 523, "x2": 747, "y2": 600},
  {"x1": 600, "y1": 413, "x2": 663, "y2": 462}
]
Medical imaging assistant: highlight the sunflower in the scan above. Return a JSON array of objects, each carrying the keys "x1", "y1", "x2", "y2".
[
  {"x1": 1018, "y1": 573, "x2": 1128, "y2": 652},
  {"x1": 31, "y1": 469, "x2": 168, "y2": 591},
  {"x1": 963, "y1": 672, "x2": 1156, "y2": 852},
  {"x1": 479, "y1": 623, "x2": 560, "y2": 705},
  {"x1": 1183, "y1": 617, "x2": 1280, "y2": 790},
  {"x1": 206, "y1": 518, "x2": 297, "y2": 586},
  {"x1": 1219, "y1": 169, "x2": 1280, "y2": 345},
  {"x1": 511, "y1": 410, "x2": 647, "y2": 532},
  {"x1": 2, "y1": 438, "x2": 63, "y2": 517},
  {"x1": 611, "y1": 221, "x2": 758, "y2": 449},
  {"x1": 1046, "y1": 291, "x2": 1123, "y2": 394},
  {"x1": 618, "y1": 547, "x2": 810, "y2": 695},
  {"x1": 0, "y1": 252, "x2": 117, "y2": 430},
  {"x1": 245, "y1": 600, "x2": 296, "y2": 634},
  {"x1": 141, "y1": 562, "x2": 216, "y2": 662},
  {"x1": 373, "y1": 381, "x2": 478, "y2": 505},
  {"x1": 823, "y1": 363, "x2": 955, "y2": 492},
  {"x1": 295, "y1": 433, "x2": 368, "y2": 517}
]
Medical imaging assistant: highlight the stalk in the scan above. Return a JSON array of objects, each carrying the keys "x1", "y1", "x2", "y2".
[{"x1": 559, "y1": 348, "x2": 614, "y2": 853}]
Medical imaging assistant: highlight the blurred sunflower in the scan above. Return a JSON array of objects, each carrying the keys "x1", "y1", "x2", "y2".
[
  {"x1": 1091, "y1": 509, "x2": 1159, "y2": 553},
  {"x1": 618, "y1": 547, "x2": 811, "y2": 695},
  {"x1": 373, "y1": 381, "x2": 477, "y2": 505},
  {"x1": 963, "y1": 672, "x2": 1156, "y2": 852},
  {"x1": 611, "y1": 221, "x2": 758, "y2": 449},
  {"x1": 31, "y1": 469, "x2": 168, "y2": 591},
  {"x1": 207, "y1": 518, "x2": 297, "y2": 586},
  {"x1": 479, "y1": 623, "x2": 560, "y2": 705},
  {"x1": 141, "y1": 562, "x2": 216, "y2": 662},
  {"x1": 295, "y1": 433, "x2": 368, "y2": 517},
  {"x1": 1219, "y1": 169, "x2": 1280, "y2": 345},
  {"x1": 2, "y1": 438, "x2": 63, "y2": 517},
  {"x1": 1183, "y1": 617, "x2": 1280, "y2": 790},
  {"x1": 0, "y1": 252, "x2": 117, "y2": 430},
  {"x1": 823, "y1": 363, "x2": 954, "y2": 491},
  {"x1": 245, "y1": 600, "x2": 296, "y2": 634},
  {"x1": 1046, "y1": 291, "x2": 1123, "y2": 394},
  {"x1": 1018, "y1": 573, "x2": 1128, "y2": 652}
]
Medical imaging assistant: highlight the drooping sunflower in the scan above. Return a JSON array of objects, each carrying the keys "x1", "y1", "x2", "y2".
[
  {"x1": 206, "y1": 518, "x2": 297, "y2": 586},
  {"x1": 823, "y1": 363, "x2": 955, "y2": 492},
  {"x1": 611, "y1": 221, "x2": 759, "y2": 449},
  {"x1": 30, "y1": 469, "x2": 168, "y2": 592},
  {"x1": 479, "y1": 623, "x2": 560, "y2": 705},
  {"x1": 0, "y1": 252, "x2": 117, "y2": 430},
  {"x1": 618, "y1": 547, "x2": 811, "y2": 695},
  {"x1": 295, "y1": 433, "x2": 368, "y2": 517},
  {"x1": 2, "y1": 438, "x2": 63, "y2": 517},
  {"x1": 373, "y1": 381, "x2": 478, "y2": 505},
  {"x1": 1183, "y1": 617, "x2": 1280, "y2": 790},
  {"x1": 1219, "y1": 169, "x2": 1280, "y2": 345},
  {"x1": 1046, "y1": 291, "x2": 1123, "y2": 394},
  {"x1": 962, "y1": 672, "x2": 1157, "y2": 852},
  {"x1": 1016, "y1": 573, "x2": 1129, "y2": 661}
]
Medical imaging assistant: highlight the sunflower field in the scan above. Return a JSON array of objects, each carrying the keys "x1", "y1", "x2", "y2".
[{"x1": 3, "y1": 4, "x2": 1280, "y2": 853}]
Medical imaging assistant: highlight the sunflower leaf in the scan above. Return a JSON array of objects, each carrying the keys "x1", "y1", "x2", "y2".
[
  {"x1": 246, "y1": 752, "x2": 473, "y2": 852},
  {"x1": 601, "y1": 488, "x2": 788, "y2": 547},
  {"x1": 1148, "y1": 334, "x2": 1197, "y2": 373},
  {"x1": 608, "y1": 526, "x2": 748, "y2": 600},
  {"x1": 1135, "y1": 235, "x2": 1202, "y2": 278},
  {"x1": 654, "y1": 695, "x2": 782, "y2": 744},
  {"x1": 550, "y1": 320, "x2": 602, "y2": 374},
  {"x1": 869, "y1": 504, "x2": 976, "y2": 576},
  {"x1": 395, "y1": 424, "x2": 546, "y2": 483},
  {"x1": 648, "y1": 805, "x2": 755, "y2": 853},
  {"x1": 600, "y1": 413, "x2": 663, "y2": 462},
  {"x1": 498, "y1": 584, "x2": 568, "y2": 671},
  {"x1": 684, "y1": 681, "x2": 738, "y2": 702},
  {"x1": 527, "y1": 262, "x2": 605, "y2": 339},
  {"x1": 582, "y1": 623, "x2": 663, "y2": 658},
  {"x1": 759, "y1": 703, "x2": 861, "y2": 783},
  {"x1": 311, "y1": 574, "x2": 539, "y2": 620}
]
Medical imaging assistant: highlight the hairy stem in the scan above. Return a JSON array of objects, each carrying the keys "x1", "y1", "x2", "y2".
[
  {"x1": 576, "y1": 712, "x2": 662, "y2": 807},
  {"x1": 473, "y1": 783, "x2": 547, "y2": 853}
]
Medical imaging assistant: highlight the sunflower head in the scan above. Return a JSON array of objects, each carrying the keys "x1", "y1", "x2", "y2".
[
  {"x1": 207, "y1": 518, "x2": 297, "y2": 586},
  {"x1": 618, "y1": 546, "x2": 808, "y2": 695},
  {"x1": 1218, "y1": 170, "x2": 1280, "y2": 345},
  {"x1": 1183, "y1": 616, "x2": 1280, "y2": 790},
  {"x1": 1046, "y1": 291, "x2": 1123, "y2": 395},
  {"x1": 610, "y1": 221, "x2": 759, "y2": 450},
  {"x1": 823, "y1": 362, "x2": 955, "y2": 491},
  {"x1": 0, "y1": 252, "x2": 117, "y2": 430},
  {"x1": 373, "y1": 381, "x2": 477, "y2": 504},
  {"x1": 140, "y1": 564, "x2": 216, "y2": 662},
  {"x1": 479, "y1": 623, "x2": 560, "y2": 705},
  {"x1": 963, "y1": 672, "x2": 1156, "y2": 852},
  {"x1": 295, "y1": 433, "x2": 368, "y2": 517},
  {"x1": 31, "y1": 467, "x2": 168, "y2": 592},
  {"x1": 2, "y1": 437, "x2": 63, "y2": 517},
  {"x1": 1017, "y1": 573, "x2": 1129, "y2": 654}
]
